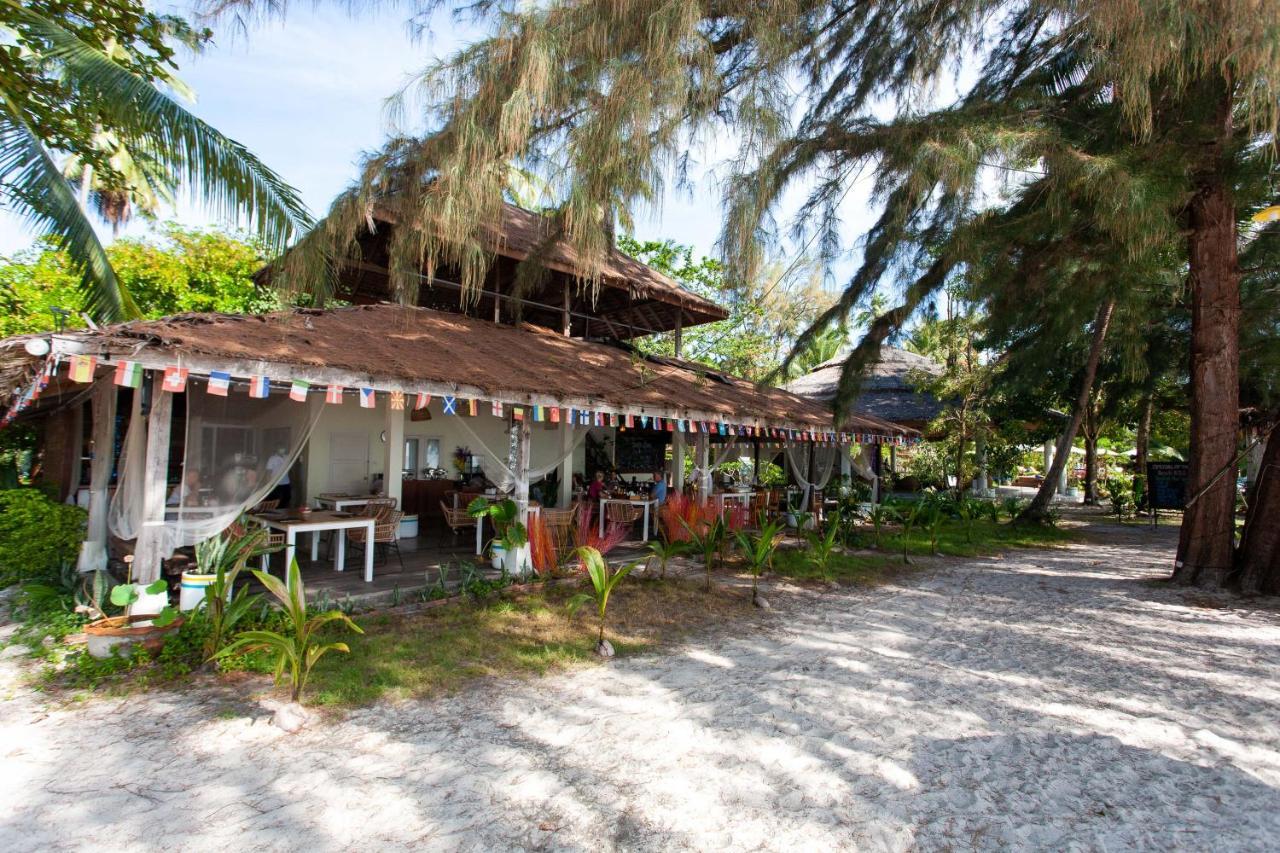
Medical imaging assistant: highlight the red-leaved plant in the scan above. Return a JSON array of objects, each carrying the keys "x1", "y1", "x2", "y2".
[
  {"x1": 527, "y1": 512, "x2": 558, "y2": 576},
  {"x1": 573, "y1": 502, "x2": 629, "y2": 560},
  {"x1": 660, "y1": 492, "x2": 722, "y2": 542}
]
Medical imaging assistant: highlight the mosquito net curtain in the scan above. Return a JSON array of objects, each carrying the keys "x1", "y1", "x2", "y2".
[{"x1": 110, "y1": 384, "x2": 322, "y2": 558}]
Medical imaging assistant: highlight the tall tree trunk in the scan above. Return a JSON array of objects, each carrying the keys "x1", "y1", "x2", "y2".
[
  {"x1": 1238, "y1": 426, "x2": 1279, "y2": 595},
  {"x1": 1020, "y1": 298, "x2": 1116, "y2": 522},
  {"x1": 1083, "y1": 401, "x2": 1100, "y2": 505},
  {"x1": 1173, "y1": 80, "x2": 1241, "y2": 589},
  {"x1": 1135, "y1": 393, "x2": 1154, "y2": 509}
]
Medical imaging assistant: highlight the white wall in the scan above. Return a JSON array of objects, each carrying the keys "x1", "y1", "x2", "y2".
[{"x1": 301, "y1": 397, "x2": 580, "y2": 502}]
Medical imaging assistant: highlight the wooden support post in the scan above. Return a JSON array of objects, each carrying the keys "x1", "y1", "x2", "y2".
[
  {"x1": 753, "y1": 438, "x2": 761, "y2": 485},
  {"x1": 514, "y1": 418, "x2": 532, "y2": 522},
  {"x1": 383, "y1": 397, "x2": 405, "y2": 508},
  {"x1": 672, "y1": 430, "x2": 686, "y2": 493},
  {"x1": 78, "y1": 380, "x2": 117, "y2": 573},
  {"x1": 562, "y1": 281, "x2": 572, "y2": 336},
  {"x1": 673, "y1": 313, "x2": 683, "y2": 358},
  {"x1": 557, "y1": 420, "x2": 574, "y2": 508},
  {"x1": 133, "y1": 373, "x2": 173, "y2": 585},
  {"x1": 696, "y1": 432, "x2": 710, "y2": 505}
]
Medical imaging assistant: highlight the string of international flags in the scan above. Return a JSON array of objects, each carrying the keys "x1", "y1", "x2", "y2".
[{"x1": 3, "y1": 353, "x2": 921, "y2": 446}]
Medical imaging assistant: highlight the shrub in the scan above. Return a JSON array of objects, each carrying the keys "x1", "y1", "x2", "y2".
[{"x1": 0, "y1": 489, "x2": 86, "y2": 587}]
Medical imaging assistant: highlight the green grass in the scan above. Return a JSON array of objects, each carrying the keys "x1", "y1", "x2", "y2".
[
  {"x1": 769, "y1": 519, "x2": 1076, "y2": 584},
  {"x1": 303, "y1": 577, "x2": 753, "y2": 707}
]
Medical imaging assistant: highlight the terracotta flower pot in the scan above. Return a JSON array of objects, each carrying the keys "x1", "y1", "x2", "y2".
[{"x1": 84, "y1": 614, "x2": 183, "y2": 660}]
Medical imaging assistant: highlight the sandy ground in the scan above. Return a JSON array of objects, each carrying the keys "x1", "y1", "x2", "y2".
[{"x1": 2, "y1": 520, "x2": 1279, "y2": 851}]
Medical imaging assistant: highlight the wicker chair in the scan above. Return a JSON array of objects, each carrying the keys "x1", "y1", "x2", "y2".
[
  {"x1": 606, "y1": 501, "x2": 644, "y2": 537},
  {"x1": 348, "y1": 510, "x2": 404, "y2": 570},
  {"x1": 251, "y1": 498, "x2": 280, "y2": 513},
  {"x1": 540, "y1": 505, "x2": 578, "y2": 564},
  {"x1": 440, "y1": 500, "x2": 477, "y2": 546}
]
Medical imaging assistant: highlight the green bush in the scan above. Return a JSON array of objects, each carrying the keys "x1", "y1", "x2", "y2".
[{"x1": 0, "y1": 489, "x2": 86, "y2": 588}]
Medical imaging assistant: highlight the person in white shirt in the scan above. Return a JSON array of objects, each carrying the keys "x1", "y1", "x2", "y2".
[{"x1": 266, "y1": 448, "x2": 292, "y2": 507}]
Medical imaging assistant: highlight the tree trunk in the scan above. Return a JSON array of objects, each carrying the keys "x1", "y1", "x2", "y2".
[
  {"x1": 1135, "y1": 393, "x2": 1153, "y2": 509},
  {"x1": 1083, "y1": 402, "x2": 1100, "y2": 505},
  {"x1": 1173, "y1": 81, "x2": 1241, "y2": 588},
  {"x1": 1019, "y1": 298, "x2": 1116, "y2": 522},
  {"x1": 1238, "y1": 426, "x2": 1279, "y2": 595}
]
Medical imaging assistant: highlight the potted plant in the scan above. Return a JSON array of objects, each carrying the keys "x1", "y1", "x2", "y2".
[
  {"x1": 181, "y1": 520, "x2": 272, "y2": 612},
  {"x1": 468, "y1": 497, "x2": 521, "y2": 569},
  {"x1": 82, "y1": 557, "x2": 181, "y2": 659}
]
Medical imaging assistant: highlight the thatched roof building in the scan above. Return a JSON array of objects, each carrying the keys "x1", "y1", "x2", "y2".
[{"x1": 784, "y1": 347, "x2": 945, "y2": 431}]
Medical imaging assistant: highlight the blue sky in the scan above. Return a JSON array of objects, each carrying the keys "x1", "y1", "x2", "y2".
[{"x1": 2, "y1": 7, "x2": 882, "y2": 293}]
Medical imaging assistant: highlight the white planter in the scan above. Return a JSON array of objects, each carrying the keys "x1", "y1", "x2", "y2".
[
  {"x1": 179, "y1": 571, "x2": 217, "y2": 612},
  {"x1": 128, "y1": 584, "x2": 172, "y2": 627},
  {"x1": 501, "y1": 544, "x2": 532, "y2": 577},
  {"x1": 490, "y1": 542, "x2": 506, "y2": 569}
]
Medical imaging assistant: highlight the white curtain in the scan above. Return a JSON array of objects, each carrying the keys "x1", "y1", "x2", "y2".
[
  {"x1": 108, "y1": 391, "x2": 146, "y2": 543},
  {"x1": 451, "y1": 415, "x2": 587, "y2": 493},
  {"x1": 163, "y1": 390, "x2": 323, "y2": 555},
  {"x1": 77, "y1": 382, "x2": 115, "y2": 573},
  {"x1": 784, "y1": 444, "x2": 838, "y2": 509},
  {"x1": 111, "y1": 385, "x2": 322, "y2": 557},
  {"x1": 852, "y1": 443, "x2": 881, "y2": 505}
]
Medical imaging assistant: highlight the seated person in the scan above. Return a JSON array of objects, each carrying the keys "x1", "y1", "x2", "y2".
[
  {"x1": 587, "y1": 470, "x2": 606, "y2": 502},
  {"x1": 166, "y1": 469, "x2": 203, "y2": 507},
  {"x1": 651, "y1": 469, "x2": 668, "y2": 504}
]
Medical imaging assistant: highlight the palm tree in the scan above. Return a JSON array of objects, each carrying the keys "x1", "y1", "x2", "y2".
[{"x1": 0, "y1": 1, "x2": 310, "y2": 321}]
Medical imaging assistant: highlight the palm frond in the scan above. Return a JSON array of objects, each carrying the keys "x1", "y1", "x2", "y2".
[{"x1": 0, "y1": 95, "x2": 141, "y2": 320}]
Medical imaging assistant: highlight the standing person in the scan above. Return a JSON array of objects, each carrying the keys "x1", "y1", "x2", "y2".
[
  {"x1": 651, "y1": 468, "x2": 668, "y2": 504},
  {"x1": 266, "y1": 447, "x2": 292, "y2": 507}
]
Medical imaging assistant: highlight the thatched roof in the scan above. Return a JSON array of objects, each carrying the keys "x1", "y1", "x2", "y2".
[
  {"x1": 1, "y1": 305, "x2": 911, "y2": 436},
  {"x1": 784, "y1": 347, "x2": 945, "y2": 429},
  {"x1": 276, "y1": 202, "x2": 729, "y2": 339}
]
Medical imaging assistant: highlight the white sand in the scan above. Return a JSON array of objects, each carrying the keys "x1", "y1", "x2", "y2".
[{"x1": 2, "y1": 520, "x2": 1279, "y2": 851}]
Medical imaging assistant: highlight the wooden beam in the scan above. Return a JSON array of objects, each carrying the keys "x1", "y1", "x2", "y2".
[
  {"x1": 383, "y1": 397, "x2": 405, "y2": 508},
  {"x1": 557, "y1": 420, "x2": 574, "y2": 508}
]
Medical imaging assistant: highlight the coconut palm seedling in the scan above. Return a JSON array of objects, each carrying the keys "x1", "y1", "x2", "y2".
[
  {"x1": 646, "y1": 535, "x2": 689, "y2": 580},
  {"x1": 216, "y1": 559, "x2": 362, "y2": 703},
  {"x1": 805, "y1": 514, "x2": 842, "y2": 583},
  {"x1": 1000, "y1": 496, "x2": 1025, "y2": 523},
  {"x1": 955, "y1": 498, "x2": 984, "y2": 543},
  {"x1": 867, "y1": 504, "x2": 899, "y2": 549},
  {"x1": 735, "y1": 519, "x2": 784, "y2": 606},
  {"x1": 566, "y1": 546, "x2": 638, "y2": 656},
  {"x1": 680, "y1": 514, "x2": 726, "y2": 591},
  {"x1": 194, "y1": 524, "x2": 272, "y2": 660},
  {"x1": 899, "y1": 501, "x2": 927, "y2": 564},
  {"x1": 924, "y1": 504, "x2": 946, "y2": 555}
]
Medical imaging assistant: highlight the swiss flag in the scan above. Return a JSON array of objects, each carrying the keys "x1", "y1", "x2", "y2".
[{"x1": 161, "y1": 367, "x2": 188, "y2": 393}]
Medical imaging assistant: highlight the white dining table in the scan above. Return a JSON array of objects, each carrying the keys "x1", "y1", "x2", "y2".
[
  {"x1": 713, "y1": 492, "x2": 754, "y2": 512},
  {"x1": 315, "y1": 494, "x2": 379, "y2": 512},
  {"x1": 250, "y1": 510, "x2": 377, "y2": 583},
  {"x1": 598, "y1": 497, "x2": 658, "y2": 542}
]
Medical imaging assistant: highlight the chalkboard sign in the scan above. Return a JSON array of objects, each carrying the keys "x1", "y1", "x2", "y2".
[
  {"x1": 1147, "y1": 462, "x2": 1189, "y2": 510},
  {"x1": 615, "y1": 431, "x2": 667, "y2": 473}
]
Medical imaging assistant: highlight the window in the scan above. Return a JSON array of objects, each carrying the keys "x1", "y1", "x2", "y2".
[
  {"x1": 403, "y1": 438, "x2": 419, "y2": 475},
  {"x1": 405, "y1": 436, "x2": 443, "y2": 475}
]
